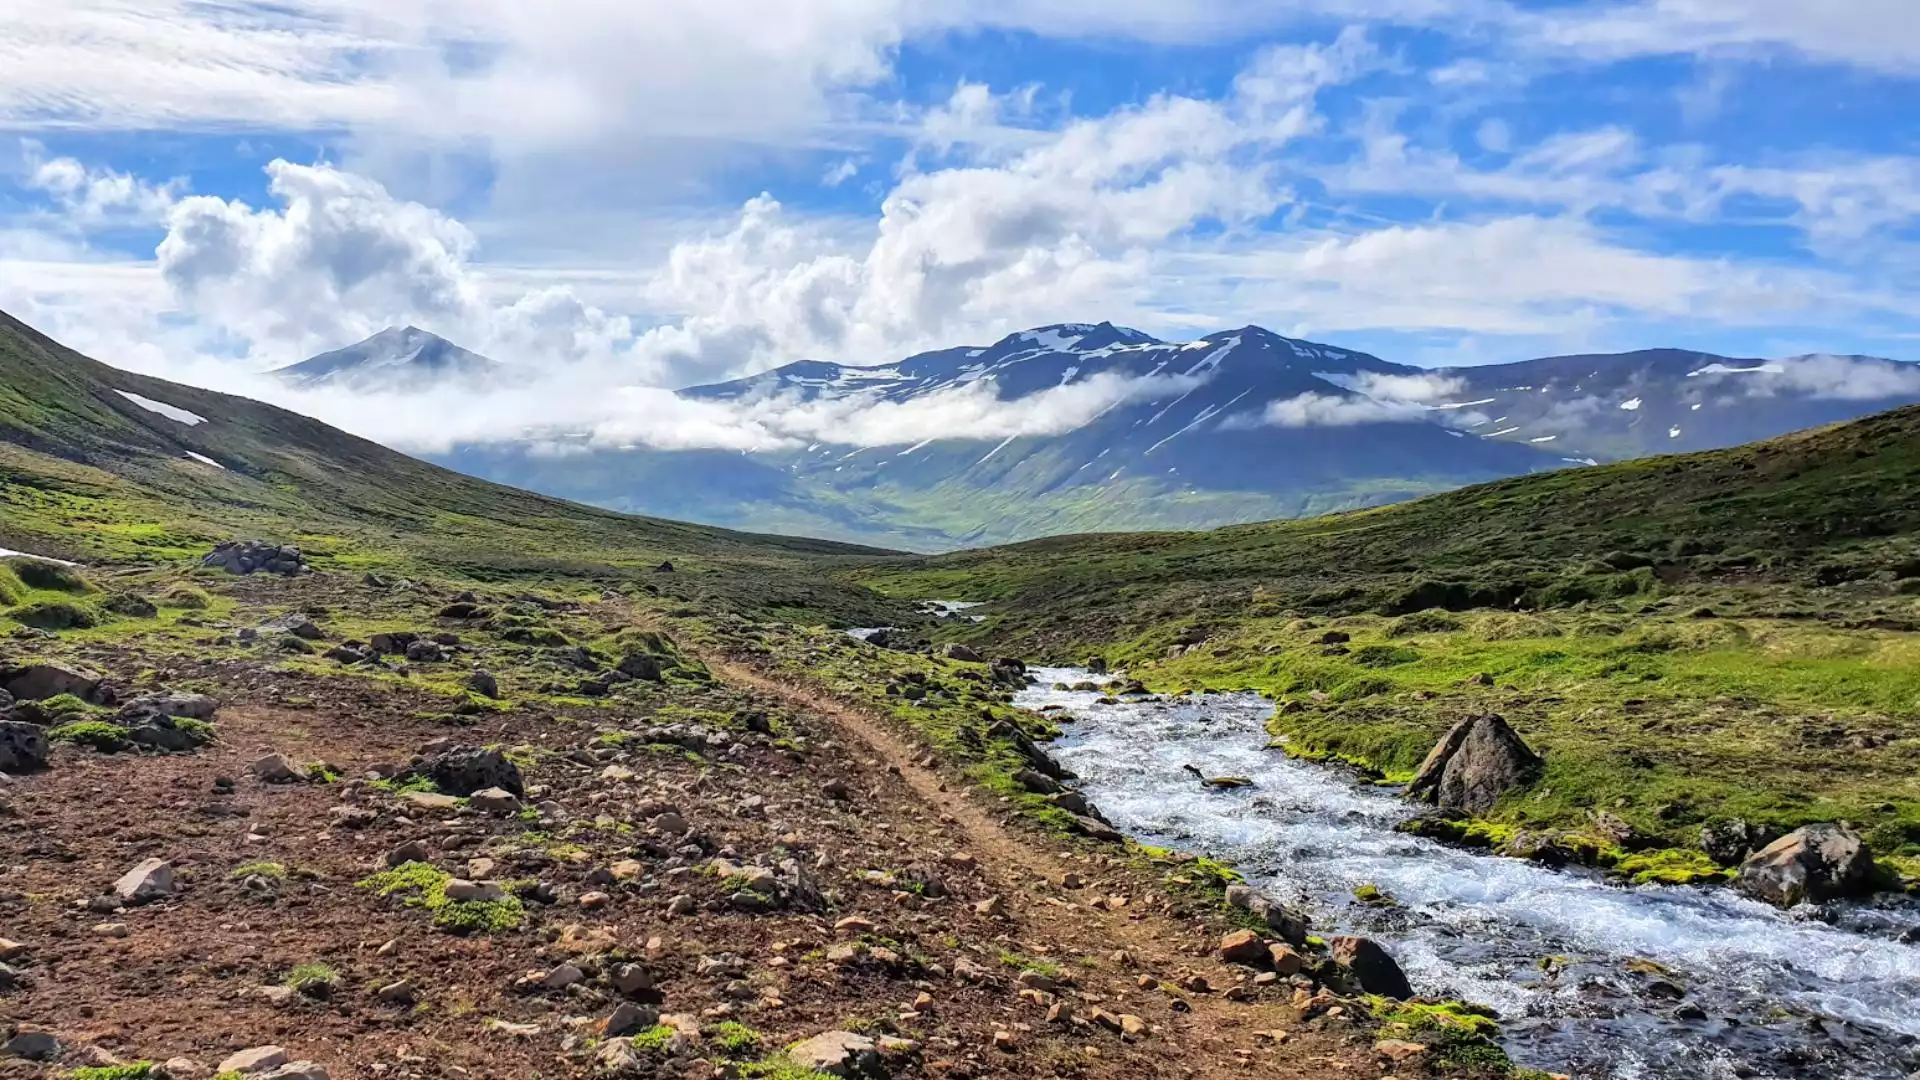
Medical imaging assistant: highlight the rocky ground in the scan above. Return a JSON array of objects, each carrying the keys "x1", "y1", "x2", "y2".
[{"x1": 0, "y1": 567, "x2": 1506, "y2": 1080}]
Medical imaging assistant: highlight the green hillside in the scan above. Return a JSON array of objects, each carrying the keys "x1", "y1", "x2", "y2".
[
  {"x1": 0, "y1": 311, "x2": 909, "y2": 624},
  {"x1": 862, "y1": 407, "x2": 1920, "y2": 883}
]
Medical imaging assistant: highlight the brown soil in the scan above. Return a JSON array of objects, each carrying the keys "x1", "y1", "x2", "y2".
[{"x1": 0, "y1": 579, "x2": 1464, "y2": 1080}]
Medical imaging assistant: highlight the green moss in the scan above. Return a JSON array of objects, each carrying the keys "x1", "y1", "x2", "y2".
[
  {"x1": 285, "y1": 962, "x2": 339, "y2": 989},
  {"x1": 11, "y1": 599, "x2": 100, "y2": 630},
  {"x1": 629, "y1": 1024, "x2": 678, "y2": 1053},
  {"x1": 1613, "y1": 848, "x2": 1734, "y2": 886},
  {"x1": 62, "y1": 1066, "x2": 152, "y2": 1080},
  {"x1": 49, "y1": 720, "x2": 131, "y2": 752},
  {"x1": 740, "y1": 1056, "x2": 833, "y2": 1080},
  {"x1": 357, "y1": 861, "x2": 525, "y2": 934},
  {"x1": 231, "y1": 860, "x2": 287, "y2": 880},
  {"x1": 1370, "y1": 997, "x2": 1513, "y2": 1071},
  {"x1": 709, "y1": 1021, "x2": 763, "y2": 1057},
  {"x1": 369, "y1": 774, "x2": 439, "y2": 795},
  {"x1": 159, "y1": 584, "x2": 212, "y2": 610},
  {"x1": 10, "y1": 558, "x2": 90, "y2": 593}
]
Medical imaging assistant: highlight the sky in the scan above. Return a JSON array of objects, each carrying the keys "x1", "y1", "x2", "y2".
[{"x1": 2, "y1": 0, "x2": 1918, "y2": 450}]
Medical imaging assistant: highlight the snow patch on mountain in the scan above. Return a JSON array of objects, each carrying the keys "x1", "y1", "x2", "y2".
[{"x1": 114, "y1": 390, "x2": 206, "y2": 426}]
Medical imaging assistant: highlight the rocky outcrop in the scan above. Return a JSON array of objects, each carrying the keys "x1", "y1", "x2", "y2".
[
  {"x1": 1405, "y1": 714, "x2": 1542, "y2": 814},
  {"x1": 1734, "y1": 824, "x2": 1877, "y2": 907},
  {"x1": 203, "y1": 540, "x2": 311, "y2": 577},
  {"x1": 939, "y1": 643, "x2": 984, "y2": 663}
]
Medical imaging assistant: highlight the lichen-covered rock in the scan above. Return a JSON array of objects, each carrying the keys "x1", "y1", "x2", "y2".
[
  {"x1": 1701, "y1": 819, "x2": 1782, "y2": 866},
  {"x1": 1735, "y1": 824, "x2": 1877, "y2": 907},
  {"x1": 1406, "y1": 714, "x2": 1542, "y2": 814},
  {"x1": 0, "y1": 721, "x2": 49, "y2": 774},
  {"x1": 788, "y1": 1031, "x2": 881, "y2": 1077},
  {"x1": 2, "y1": 662, "x2": 104, "y2": 703}
]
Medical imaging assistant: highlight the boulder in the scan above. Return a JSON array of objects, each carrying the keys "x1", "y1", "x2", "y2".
[
  {"x1": 413, "y1": 746, "x2": 524, "y2": 796},
  {"x1": 116, "y1": 694, "x2": 219, "y2": 751},
  {"x1": 1405, "y1": 714, "x2": 1542, "y2": 814},
  {"x1": 404, "y1": 640, "x2": 445, "y2": 663},
  {"x1": 2, "y1": 661, "x2": 104, "y2": 703},
  {"x1": 114, "y1": 857, "x2": 177, "y2": 903},
  {"x1": 1012, "y1": 768, "x2": 1061, "y2": 795},
  {"x1": 216, "y1": 1046, "x2": 289, "y2": 1075},
  {"x1": 1330, "y1": 935, "x2": 1414, "y2": 999},
  {"x1": 940, "y1": 643, "x2": 984, "y2": 663},
  {"x1": 1735, "y1": 824, "x2": 1878, "y2": 907},
  {"x1": 616, "y1": 653, "x2": 663, "y2": 682},
  {"x1": 103, "y1": 593, "x2": 159, "y2": 618},
  {"x1": 1701, "y1": 819, "x2": 1782, "y2": 866},
  {"x1": 0, "y1": 721, "x2": 49, "y2": 774},
  {"x1": 466, "y1": 670, "x2": 499, "y2": 698},
  {"x1": 788, "y1": 1031, "x2": 881, "y2": 1077},
  {"x1": 252, "y1": 754, "x2": 308, "y2": 784}
]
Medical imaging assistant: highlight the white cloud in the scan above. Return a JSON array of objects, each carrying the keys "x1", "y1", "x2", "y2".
[
  {"x1": 1720, "y1": 353, "x2": 1920, "y2": 401},
  {"x1": 1517, "y1": 0, "x2": 1920, "y2": 75},
  {"x1": 20, "y1": 143, "x2": 181, "y2": 227},
  {"x1": 1256, "y1": 391, "x2": 1430, "y2": 426}
]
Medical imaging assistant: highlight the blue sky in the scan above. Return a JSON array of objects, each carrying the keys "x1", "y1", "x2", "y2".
[{"x1": 2, "y1": 0, "x2": 1918, "y2": 412}]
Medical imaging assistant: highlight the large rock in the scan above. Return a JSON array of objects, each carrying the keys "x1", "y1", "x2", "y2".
[
  {"x1": 1405, "y1": 714, "x2": 1542, "y2": 814},
  {"x1": 1735, "y1": 824, "x2": 1878, "y2": 907},
  {"x1": 940, "y1": 643, "x2": 984, "y2": 663},
  {"x1": 0, "y1": 721, "x2": 48, "y2": 774},
  {"x1": 1330, "y1": 935, "x2": 1414, "y2": 999},
  {"x1": 2, "y1": 662, "x2": 104, "y2": 703},
  {"x1": 115, "y1": 693, "x2": 219, "y2": 751},
  {"x1": 787, "y1": 1031, "x2": 881, "y2": 1077},
  {"x1": 203, "y1": 540, "x2": 309, "y2": 577},
  {"x1": 414, "y1": 746, "x2": 524, "y2": 796},
  {"x1": 114, "y1": 857, "x2": 177, "y2": 903}
]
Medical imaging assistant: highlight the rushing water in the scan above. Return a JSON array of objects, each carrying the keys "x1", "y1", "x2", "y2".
[{"x1": 1015, "y1": 669, "x2": 1920, "y2": 1080}]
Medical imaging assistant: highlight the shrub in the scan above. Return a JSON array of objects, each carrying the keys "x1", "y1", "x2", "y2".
[
  {"x1": 49, "y1": 720, "x2": 131, "y2": 752},
  {"x1": 64, "y1": 1065, "x2": 153, "y2": 1080},
  {"x1": 11, "y1": 600, "x2": 100, "y2": 630},
  {"x1": 1385, "y1": 610, "x2": 1461, "y2": 637},
  {"x1": 1351, "y1": 645, "x2": 1420, "y2": 668},
  {"x1": 708, "y1": 1022, "x2": 763, "y2": 1057},
  {"x1": 284, "y1": 962, "x2": 339, "y2": 990}
]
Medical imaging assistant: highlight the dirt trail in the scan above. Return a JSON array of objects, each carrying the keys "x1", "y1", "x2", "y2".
[{"x1": 705, "y1": 655, "x2": 1389, "y2": 1079}]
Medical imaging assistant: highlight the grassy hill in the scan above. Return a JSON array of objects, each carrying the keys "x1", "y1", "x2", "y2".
[
  {"x1": 861, "y1": 407, "x2": 1920, "y2": 883},
  {"x1": 0, "y1": 311, "x2": 910, "y2": 625}
]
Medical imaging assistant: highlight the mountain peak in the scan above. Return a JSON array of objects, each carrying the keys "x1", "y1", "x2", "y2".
[{"x1": 273, "y1": 325, "x2": 497, "y2": 389}]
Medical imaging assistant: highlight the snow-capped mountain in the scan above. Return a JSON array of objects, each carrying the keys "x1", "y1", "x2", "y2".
[
  {"x1": 419, "y1": 322, "x2": 1916, "y2": 549},
  {"x1": 273, "y1": 326, "x2": 499, "y2": 390},
  {"x1": 1431, "y1": 348, "x2": 1920, "y2": 460}
]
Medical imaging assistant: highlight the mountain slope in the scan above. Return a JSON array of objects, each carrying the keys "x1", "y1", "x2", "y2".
[
  {"x1": 1435, "y1": 347, "x2": 1920, "y2": 459},
  {"x1": 271, "y1": 325, "x2": 498, "y2": 390},
  {"x1": 439, "y1": 322, "x2": 1565, "y2": 549},
  {"x1": 0, "y1": 311, "x2": 905, "y2": 619},
  {"x1": 865, "y1": 402, "x2": 1920, "y2": 654}
]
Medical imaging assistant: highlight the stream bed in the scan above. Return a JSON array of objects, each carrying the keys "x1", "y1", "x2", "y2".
[{"x1": 1015, "y1": 668, "x2": 1920, "y2": 1080}]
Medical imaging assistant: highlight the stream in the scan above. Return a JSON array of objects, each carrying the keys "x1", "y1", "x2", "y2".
[{"x1": 1015, "y1": 668, "x2": 1920, "y2": 1080}]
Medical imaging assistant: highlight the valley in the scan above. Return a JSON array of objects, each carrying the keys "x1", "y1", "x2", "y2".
[{"x1": 1, "y1": 315, "x2": 1918, "y2": 1080}]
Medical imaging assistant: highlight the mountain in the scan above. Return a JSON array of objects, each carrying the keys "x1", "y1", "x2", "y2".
[
  {"x1": 438, "y1": 322, "x2": 1563, "y2": 549},
  {"x1": 1433, "y1": 347, "x2": 1920, "y2": 460},
  {"x1": 0, "y1": 310, "x2": 904, "y2": 622},
  {"x1": 272, "y1": 325, "x2": 498, "y2": 390}
]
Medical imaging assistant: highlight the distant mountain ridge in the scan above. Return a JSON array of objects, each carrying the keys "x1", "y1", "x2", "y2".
[
  {"x1": 286, "y1": 321, "x2": 1919, "y2": 550},
  {"x1": 272, "y1": 325, "x2": 498, "y2": 390}
]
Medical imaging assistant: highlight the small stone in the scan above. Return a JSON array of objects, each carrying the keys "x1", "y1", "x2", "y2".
[
  {"x1": 399, "y1": 791, "x2": 460, "y2": 811},
  {"x1": 579, "y1": 891, "x2": 612, "y2": 910},
  {"x1": 386, "y1": 839, "x2": 431, "y2": 867},
  {"x1": 376, "y1": 980, "x2": 416, "y2": 1004},
  {"x1": 610, "y1": 963, "x2": 655, "y2": 997},
  {"x1": 251, "y1": 754, "x2": 308, "y2": 784},
  {"x1": 217, "y1": 1046, "x2": 289, "y2": 1074},
  {"x1": 0, "y1": 938, "x2": 21, "y2": 960},
  {"x1": 1119, "y1": 1014, "x2": 1148, "y2": 1037},
  {"x1": 789, "y1": 1031, "x2": 880, "y2": 1076},
  {"x1": 443, "y1": 879, "x2": 508, "y2": 903},
  {"x1": 992, "y1": 1029, "x2": 1017, "y2": 1051},
  {"x1": 469, "y1": 787, "x2": 520, "y2": 812},
  {"x1": 651, "y1": 812, "x2": 689, "y2": 835},
  {"x1": 93, "y1": 921, "x2": 130, "y2": 937},
  {"x1": 259, "y1": 1063, "x2": 329, "y2": 1080},
  {"x1": 1218, "y1": 928, "x2": 1267, "y2": 965},
  {"x1": 667, "y1": 894, "x2": 696, "y2": 916},
  {"x1": 1375, "y1": 1039, "x2": 1428, "y2": 1063},
  {"x1": 1268, "y1": 943, "x2": 1303, "y2": 975},
  {"x1": 972, "y1": 895, "x2": 1006, "y2": 917},
  {"x1": 113, "y1": 857, "x2": 176, "y2": 903},
  {"x1": 156, "y1": 1058, "x2": 207, "y2": 1079},
  {"x1": 542, "y1": 963, "x2": 586, "y2": 989},
  {"x1": 467, "y1": 857, "x2": 496, "y2": 878},
  {"x1": 602, "y1": 1001, "x2": 660, "y2": 1037},
  {"x1": 834, "y1": 915, "x2": 876, "y2": 935}
]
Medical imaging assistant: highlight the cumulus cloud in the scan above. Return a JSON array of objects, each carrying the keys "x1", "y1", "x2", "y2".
[
  {"x1": 1241, "y1": 369, "x2": 1469, "y2": 428},
  {"x1": 1709, "y1": 353, "x2": 1920, "y2": 402},
  {"x1": 19, "y1": 142, "x2": 180, "y2": 228}
]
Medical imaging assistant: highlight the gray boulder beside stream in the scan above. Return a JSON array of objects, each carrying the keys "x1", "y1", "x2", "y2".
[
  {"x1": 1405, "y1": 713, "x2": 1543, "y2": 814},
  {"x1": 1734, "y1": 824, "x2": 1877, "y2": 907}
]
